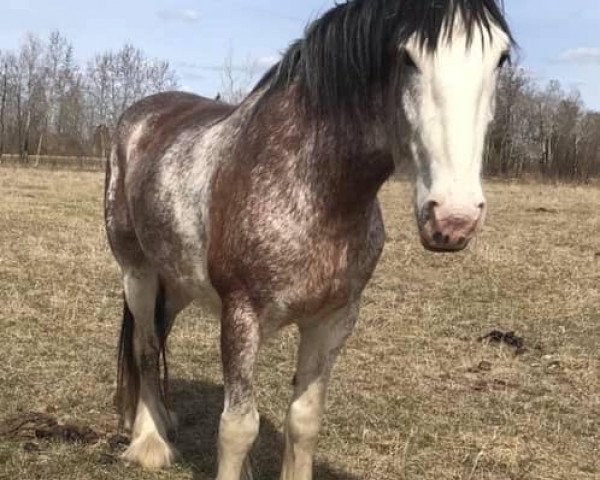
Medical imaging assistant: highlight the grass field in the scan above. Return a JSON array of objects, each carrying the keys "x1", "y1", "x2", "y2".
[
  {"x1": 0, "y1": 155, "x2": 105, "y2": 171},
  {"x1": 0, "y1": 167, "x2": 598, "y2": 480}
]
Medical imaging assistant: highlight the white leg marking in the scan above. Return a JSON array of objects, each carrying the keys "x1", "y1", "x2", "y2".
[
  {"x1": 281, "y1": 304, "x2": 359, "y2": 480},
  {"x1": 123, "y1": 398, "x2": 177, "y2": 469},
  {"x1": 216, "y1": 407, "x2": 260, "y2": 480},
  {"x1": 281, "y1": 382, "x2": 326, "y2": 480}
]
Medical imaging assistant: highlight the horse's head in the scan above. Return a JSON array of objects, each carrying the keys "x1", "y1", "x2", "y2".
[
  {"x1": 394, "y1": 11, "x2": 512, "y2": 252},
  {"x1": 252, "y1": 0, "x2": 512, "y2": 255},
  {"x1": 398, "y1": 32, "x2": 511, "y2": 252}
]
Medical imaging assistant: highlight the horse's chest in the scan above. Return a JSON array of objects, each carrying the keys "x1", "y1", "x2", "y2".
[
  {"x1": 280, "y1": 209, "x2": 385, "y2": 321},
  {"x1": 208, "y1": 164, "x2": 386, "y2": 323},
  {"x1": 279, "y1": 240, "x2": 355, "y2": 310},
  {"x1": 252, "y1": 222, "x2": 382, "y2": 323}
]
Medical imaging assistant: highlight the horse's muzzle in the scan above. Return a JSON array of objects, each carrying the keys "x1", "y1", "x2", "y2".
[{"x1": 418, "y1": 201, "x2": 485, "y2": 252}]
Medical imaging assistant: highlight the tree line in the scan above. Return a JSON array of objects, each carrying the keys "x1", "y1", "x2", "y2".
[
  {"x1": 0, "y1": 32, "x2": 177, "y2": 160},
  {"x1": 1, "y1": 31, "x2": 599, "y2": 182},
  {"x1": 486, "y1": 67, "x2": 600, "y2": 181}
]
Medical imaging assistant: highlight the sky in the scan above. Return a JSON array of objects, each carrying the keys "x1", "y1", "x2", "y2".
[{"x1": 1, "y1": 0, "x2": 599, "y2": 111}]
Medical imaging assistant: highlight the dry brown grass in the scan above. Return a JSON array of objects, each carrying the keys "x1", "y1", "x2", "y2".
[
  {"x1": 0, "y1": 155, "x2": 105, "y2": 171},
  {"x1": 0, "y1": 167, "x2": 598, "y2": 480}
]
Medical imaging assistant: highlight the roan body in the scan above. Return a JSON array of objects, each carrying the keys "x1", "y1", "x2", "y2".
[{"x1": 104, "y1": 1, "x2": 513, "y2": 478}]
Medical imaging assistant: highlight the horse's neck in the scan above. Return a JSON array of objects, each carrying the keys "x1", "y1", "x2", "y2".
[{"x1": 220, "y1": 89, "x2": 394, "y2": 213}]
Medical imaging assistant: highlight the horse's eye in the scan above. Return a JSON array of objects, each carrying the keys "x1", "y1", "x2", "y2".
[
  {"x1": 497, "y1": 52, "x2": 510, "y2": 69},
  {"x1": 402, "y1": 51, "x2": 418, "y2": 70}
]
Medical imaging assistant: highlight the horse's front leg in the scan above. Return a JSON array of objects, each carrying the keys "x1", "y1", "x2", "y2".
[
  {"x1": 216, "y1": 295, "x2": 261, "y2": 480},
  {"x1": 281, "y1": 302, "x2": 359, "y2": 480}
]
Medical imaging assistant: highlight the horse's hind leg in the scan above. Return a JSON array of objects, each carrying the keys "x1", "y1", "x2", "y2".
[
  {"x1": 118, "y1": 266, "x2": 179, "y2": 469},
  {"x1": 280, "y1": 302, "x2": 360, "y2": 480}
]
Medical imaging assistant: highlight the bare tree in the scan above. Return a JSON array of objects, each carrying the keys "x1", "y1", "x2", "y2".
[
  {"x1": 578, "y1": 113, "x2": 600, "y2": 179},
  {"x1": 0, "y1": 61, "x2": 7, "y2": 159},
  {"x1": 486, "y1": 66, "x2": 533, "y2": 176},
  {"x1": 0, "y1": 33, "x2": 178, "y2": 158},
  {"x1": 87, "y1": 44, "x2": 178, "y2": 131},
  {"x1": 483, "y1": 64, "x2": 600, "y2": 182},
  {"x1": 219, "y1": 50, "x2": 260, "y2": 104}
]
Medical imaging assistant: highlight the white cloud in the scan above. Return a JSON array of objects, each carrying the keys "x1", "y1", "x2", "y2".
[
  {"x1": 557, "y1": 47, "x2": 600, "y2": 65},
  {"x1": 255, "y1": 55, "x2": 280, "y2": 69},
  {"x1": 157, "y1": 9, "x2": 201, "y2": 23}
]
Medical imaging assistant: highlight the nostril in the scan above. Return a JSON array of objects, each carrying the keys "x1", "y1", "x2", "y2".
[
  {"x1": 477, "y1": 202, "x2": 486, "y2": 210},
  {"x1": 458, "y1": 236, "x2": 466, "y2": 244},
  {"x1": 424, "y1": 200, "x2": 440, "y2": 222},
  {"x1": 432, "y1": 232, "x2": 444, "y2": 244},
  {"x1": 423, "y1": 200, "x2": 439, "y2": 222}
]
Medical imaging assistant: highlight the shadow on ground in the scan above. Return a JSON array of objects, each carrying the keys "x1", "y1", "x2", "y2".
[{"x1": 171, "y1": 379, "x2": 358, "y2": 480}]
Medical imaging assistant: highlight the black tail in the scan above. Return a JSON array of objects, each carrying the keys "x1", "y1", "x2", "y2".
[
  {"x1": 116, "y1": 282, "x2": 169, "y2": 431},
  {"x1": 116, "y1": 295, "x2": 138, "y2": 431},
  {"x1": 154, "y1": 283, "x2": 170, "y2": 405}
]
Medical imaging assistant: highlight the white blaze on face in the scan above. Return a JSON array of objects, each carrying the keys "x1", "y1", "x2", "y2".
[{"x1": 402, "y1": 20, "x2": 510, "y2": 251}]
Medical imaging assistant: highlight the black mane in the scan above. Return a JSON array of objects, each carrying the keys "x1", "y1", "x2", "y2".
[{"x1": 253, "y1": 0, "x2": 513, "y2": 117}]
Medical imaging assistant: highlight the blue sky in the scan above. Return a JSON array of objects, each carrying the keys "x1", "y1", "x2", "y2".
[{"x1": 1, "y1": 0, "x2": 599, "y2": 110}]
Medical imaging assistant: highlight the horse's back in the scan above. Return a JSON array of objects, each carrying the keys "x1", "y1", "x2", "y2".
[{"x1": 115, "y1": 92, "x2": 234, "y2": 158}]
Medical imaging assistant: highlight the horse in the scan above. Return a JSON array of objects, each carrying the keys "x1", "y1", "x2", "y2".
[{"x1": 104, "y1": 0, "x2": 513, "y2": 478}]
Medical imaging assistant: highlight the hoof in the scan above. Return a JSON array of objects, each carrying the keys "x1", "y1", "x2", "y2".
[{"x1": 122, "y1": 432, "x2": 178, "y2": 469}]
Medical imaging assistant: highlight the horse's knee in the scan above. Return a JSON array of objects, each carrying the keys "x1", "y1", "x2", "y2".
[
  {"x1": 281, "y1": 383, "x2": 325, "y2": 480},
  {"x1": 219, "y1": 406, "x2": 260, "y2": 455},
  {"x1": 216, "y1": 405, "x2": 259, "y2": 480},
  {"x1": 287, "y1": 383, "x2": 324, "y2": 450}
]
